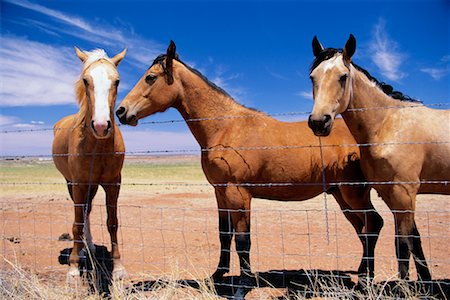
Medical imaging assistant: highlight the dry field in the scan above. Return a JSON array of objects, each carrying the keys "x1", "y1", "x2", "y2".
[{"x1": 1, "y1": 156, "x2": 449, "y2": 299}]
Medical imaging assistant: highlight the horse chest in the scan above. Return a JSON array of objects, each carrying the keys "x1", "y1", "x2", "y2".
[{"x1": 68, "y1": 154, "x2": 123, "y2": 181}]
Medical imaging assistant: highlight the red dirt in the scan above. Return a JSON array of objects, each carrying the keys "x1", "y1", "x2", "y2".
[{"x1": 1, "y1": 188, "x2": 449, "y2": 296}]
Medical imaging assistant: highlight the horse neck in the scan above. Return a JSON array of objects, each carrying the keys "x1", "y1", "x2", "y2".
[
  {"x1": 342, "y1": 68, "x2": 409, "y2": 143},
  {"x1": 173, "y1": 67, "x2": 259, "y2": 148}
]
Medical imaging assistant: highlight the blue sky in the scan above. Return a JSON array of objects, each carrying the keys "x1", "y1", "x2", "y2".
[{"x1": 1, "y1": 0, "x2": 449, "y2": 155}]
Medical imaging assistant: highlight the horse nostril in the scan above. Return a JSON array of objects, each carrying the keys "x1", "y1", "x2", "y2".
[
  {"x1": 116, "y1": 106, "x2": 126, "y2": 118},
  {"x1": 106, "y1": 120, "x2": 112, "y2": 130},
  {"x1": 308, "y1": 115, "x2": 314, "y2": 129},
  {"x1": 91, "y1": 120, "x2": 96, "y2": 132},
  {"x1": 323, "y1": 114, "x2": 331, "y2": 123}
]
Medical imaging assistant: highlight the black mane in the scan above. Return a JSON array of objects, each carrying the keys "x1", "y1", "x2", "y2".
[
  {"x1": 151, "y1": 54, "x2": 233, "y2": 99},
  {"x1": 310, "y1": 48, "x2": 421, "y2": 103}
]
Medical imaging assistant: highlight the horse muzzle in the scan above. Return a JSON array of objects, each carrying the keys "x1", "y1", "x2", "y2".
[
  {"x1": 116, "y1": 106, "x2": 138, "y2": 126},
  {"x1": 91, "y1": 120, "x2": 112, "y2": 139},
  {"x1": 308, "y1": 114, "x2": 333, "y2": 136}
]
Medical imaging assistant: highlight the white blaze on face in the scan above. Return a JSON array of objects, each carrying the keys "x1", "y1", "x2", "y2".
[{"x1": 90, "y1": 65, "x2": 112, "y2": 135}]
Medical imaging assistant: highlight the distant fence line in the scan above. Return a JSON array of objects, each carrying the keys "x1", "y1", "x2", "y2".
[{"x1": 0, "y1": 180, "x2": 449, "y2": 188}]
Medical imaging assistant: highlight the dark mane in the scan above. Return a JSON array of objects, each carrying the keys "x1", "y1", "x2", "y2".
[
  {"x1": 310, "y1": 48, "x2": 421, "y2": 103},
  {"x1": 151, "y1": 54, "x2": 233, "y2": 99}
]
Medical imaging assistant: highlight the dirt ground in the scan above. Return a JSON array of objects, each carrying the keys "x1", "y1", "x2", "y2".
[{"x1": 1, "y1": 158, "x2": 449, "y2": 298}]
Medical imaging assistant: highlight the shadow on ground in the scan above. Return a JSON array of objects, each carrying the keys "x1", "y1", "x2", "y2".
[
  {"x1": 130, "y1": 269, "x2": 450, "y2": 299},
  {"x1": 58, "y1": 246, "x2": 449, "y2": 299},
  {"x1": 58, "y1": 245, "x2": 113, "y2": 296}
]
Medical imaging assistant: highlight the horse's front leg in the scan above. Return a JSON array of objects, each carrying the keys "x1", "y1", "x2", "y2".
[
  {"x1": 68, "y1": 184, "x2": 96, "y2": 282},
  {"x1": 103, "y1": 179, "x2": 127, "y2": 280},
  {"x1": 381, "y1": 184, "x2": 431, "y2": 281},
  {"x1": 334, "y1": 186, "x2": 383, "y2": 282},
  {"x1": 211, "y1": 188, "x2": 234, "y2": 281},
  {"x1": 226, "y1": 186, "x2": 253, "y2": 300}
]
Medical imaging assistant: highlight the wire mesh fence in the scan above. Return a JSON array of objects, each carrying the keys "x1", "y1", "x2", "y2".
[{"x1": 1, "y1": 105, "x2": 449, "y2": 298}]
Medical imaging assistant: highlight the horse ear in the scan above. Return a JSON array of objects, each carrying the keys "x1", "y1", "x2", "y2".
[
  {"x1": 343, "y1": 34, "x2": 356, "y2": 63},
  {"x1": 111, "y1": 48, "x2": 127, "y2": 66},
  {"x1": 165, "y1": 40, "x2": 176, "y2": 85},
  {"x1": 75, "y1": 47, "x2": 88, "y2": 62},
  {"x1": 312, "y1": 36, "x2": 324, "y2": 57},
  {"x1": 166, "y1": 40, "x2": 176, "y2": 60}
]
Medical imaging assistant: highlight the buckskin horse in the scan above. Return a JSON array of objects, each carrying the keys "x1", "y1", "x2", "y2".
[{"x1": 308, "y1": 34, "x2": 450, "y2": 281}]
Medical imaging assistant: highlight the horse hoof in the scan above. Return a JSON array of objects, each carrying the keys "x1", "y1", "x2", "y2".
[
  {"x1": 210, "y1": 270, "x2": 225, "y2": 282},
  {"x1": 66, "y1": 267, "x2": 79, "y2": 284},
  {"x1": 113, "y1": 266, "x2": 128, "y2": 281}
]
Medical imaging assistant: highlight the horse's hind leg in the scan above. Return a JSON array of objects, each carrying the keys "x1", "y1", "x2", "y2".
[
  {"x1": 103, "y1": 178, "x2": 127, "y2": 280},
  {"x1": 333, "y1": 186, "x2": 383, "y2": 280},
  {"x1": 211, "y1": 188, "x2": 234, "y2": 281}
]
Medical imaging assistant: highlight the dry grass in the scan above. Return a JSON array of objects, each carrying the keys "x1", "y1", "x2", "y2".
[
  {"x1": 0, "y1": 256, "x2": 220, "y2": 300},
  {"x1": 1, "y1": 255, "x2": 446, "y2": 300}
]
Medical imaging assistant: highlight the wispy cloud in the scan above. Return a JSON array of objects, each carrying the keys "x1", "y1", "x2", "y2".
[
  {"x1": 420, "y1": 55, "x2": 449, "y2": 80},
  {"x1": 0, "y1": 36, "x2": 79, "y2": 106},
  {"x1": 369, "y1": 18, "x2": 406, "y2": 82},
  {"x1": 5, "y1": 0, "x2": 164, "y2": 67},
  {"x1": 0, "y1": 0, "x2": 167, "y2": 107},
  {"x1": 209, "y1": 63, "x2": 246, "y2": 102},
  {"x1": 420, "y1": 67, "x2": 448, "y2": 80},
  {"x1": 266, "y1": 67, "x2": 289, "y2": 80},
  {"x1": 296, "y1": 90, "x2": 313, "y2": 100},
  {"x1": 0, "y1": 114, "x2": 47, "y2": 132},
  {"x1": 0, "y1": 115, "x2": 20, "y2": 126}
]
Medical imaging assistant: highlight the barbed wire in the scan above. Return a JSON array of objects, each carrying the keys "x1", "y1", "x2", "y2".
[
  {"x1": 1, "y1": 140, "x2": 449, "y2": 160},
  {"x1": 0, "y1": 102, "x2": 448, "y2": 134}
]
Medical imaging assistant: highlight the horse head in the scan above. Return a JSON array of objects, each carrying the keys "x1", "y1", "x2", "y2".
[
  {"x1": 308, "y1": 34, "x2": 356, "y2": 136},
  {"x1": 76, "y1": 47, "x2": 126, "y2": 138},
  {"x1": 116, "y1": 41, "x2": 181, "y2": 126}
]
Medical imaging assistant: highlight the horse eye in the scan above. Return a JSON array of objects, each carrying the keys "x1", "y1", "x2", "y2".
[
  {"x1": 339, "y1": 74, "x2": 348, "y2": 86},
  {"x1": 145, "y1": 74, "x2": 157, "y2": 85}
]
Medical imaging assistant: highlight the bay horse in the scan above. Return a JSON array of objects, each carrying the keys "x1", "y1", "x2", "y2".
[
  {"x1": 308, "y1": 34, "x2": 450, "y2": 281},
  {"x1": 116, "y1": 41, "x2": 383, "y2": 296},
  {"x1": 52, "y1": 47, "x2": 127, "y2": 282}
]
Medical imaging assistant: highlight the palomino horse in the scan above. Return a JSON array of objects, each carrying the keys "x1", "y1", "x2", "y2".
[
  {"x1": 308, "y1": 34, "x2": 450, "y2": 281},
  {"x1": 52, "y1": 47, "x2": 127, "y2": 281},
  {"x1": 116, "y1": 41, "x2": 383, "y2": 295}
]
